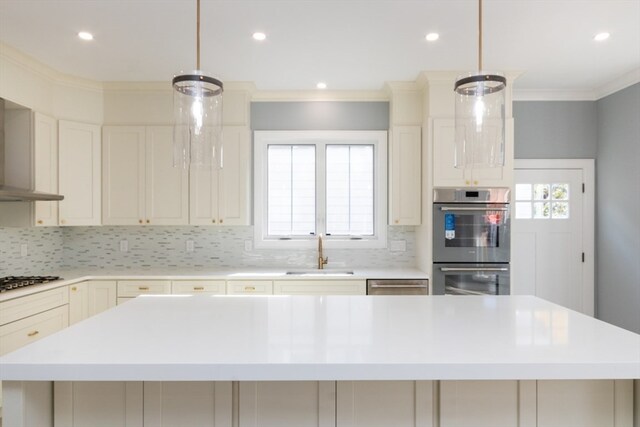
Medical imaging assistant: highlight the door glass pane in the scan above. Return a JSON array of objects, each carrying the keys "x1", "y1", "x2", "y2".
[
  {"x1": 551, "y1": 202, "x2": 569, "y2": 219},
  {"x1": 267, "y1": 145, "x2": 316, "y2": 236},
  {"x1": 533, "y1": 202, "x2": 550, "y2": 219},
  {"x1": 326, "y1": 144, "x2": 374, "y2": 236},
  {"x1": 551, "y1": 183, "x2": 569, "y2": 200},
  {"x1": 515, "y1": 202, "x2": 532, "y2": 219},
  {"x1": 515, "y1": 184, "x2": 532, "y2": 200},
  {"x1": 533, "y1": 184, "x2": 550, "y2": 200}
]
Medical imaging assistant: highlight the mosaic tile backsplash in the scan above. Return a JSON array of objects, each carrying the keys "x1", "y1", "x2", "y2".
[
  {"x1": 0, "y1": 227, "x2": 64, "y2": 275},
  {"x1": 1, "y1": 226, "x2": 415, "y2": 274}
]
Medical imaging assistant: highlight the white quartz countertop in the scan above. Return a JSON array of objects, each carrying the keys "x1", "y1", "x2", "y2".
[
  {"x1": 0, "y1": 267, "x2": 428, "y2": 302},
  {"x1": 1, "y1": 295, "x2": 638, "y2": 381}
]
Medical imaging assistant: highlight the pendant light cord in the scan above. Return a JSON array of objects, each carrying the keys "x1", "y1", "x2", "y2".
[
  {"x1": 196, "y1": 0, "x2": 201, "y2": 69},
  {"x1": 478, "y1": 0, "x2": 483, "y2": 71}
]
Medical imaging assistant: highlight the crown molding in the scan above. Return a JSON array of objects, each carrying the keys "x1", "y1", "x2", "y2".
[
  {"x1": 251, "y1": 90, "x2": 389, "y2": 102},
  {"x1": 512, "y1": 89, "x2": 598, "y2": 101},
  {"x1": 594, "y1": 68, "x2": 640, "y2": 100}
]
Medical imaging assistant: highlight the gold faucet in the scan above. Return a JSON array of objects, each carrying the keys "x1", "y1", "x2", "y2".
[{"x1": 318, "y1": 234, "x2": 328, "y2": 269}]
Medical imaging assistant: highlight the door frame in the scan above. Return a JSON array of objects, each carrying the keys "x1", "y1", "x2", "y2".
[{"x1": 514, "y1": 159, "x2": 595, "y2": 316}]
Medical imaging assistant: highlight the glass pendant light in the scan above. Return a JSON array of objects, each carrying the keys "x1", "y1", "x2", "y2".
[
  {"x1": 454, "y1": 0, "x2": 506, "y2": 169},
  {"x1": 173, "y1": 0, "x2": 224, "y2": 169}
]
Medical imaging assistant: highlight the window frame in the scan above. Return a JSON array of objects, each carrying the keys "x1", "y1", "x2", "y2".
[{"x1": 254, "y1": 130, "x2": 388, "y2": 249}]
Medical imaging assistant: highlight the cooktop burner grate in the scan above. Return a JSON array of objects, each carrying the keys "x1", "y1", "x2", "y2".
[{"x1": 0, "y1": 276, "x2": 62, "y2": 292}]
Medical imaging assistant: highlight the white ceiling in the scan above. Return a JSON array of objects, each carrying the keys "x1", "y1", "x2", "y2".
[{"x1": 1, "y1": 0, "x2": 639, "y2": 97}]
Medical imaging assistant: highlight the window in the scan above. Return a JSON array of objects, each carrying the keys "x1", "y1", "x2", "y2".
[
  {"x1": 254, "y1": 131, "x2": 387, "y2": 248},
  {"x1": 515, "y1": 183, "x2": 570, "y2": 219}
]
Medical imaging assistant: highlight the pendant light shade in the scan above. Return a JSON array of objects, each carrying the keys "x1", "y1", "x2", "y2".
[
  {"x1": 173, "y1": 0, "x2": 224, "y2": 170},
  {"x1": 454, "y1": 0, "x2": 506, "y2": 169}
]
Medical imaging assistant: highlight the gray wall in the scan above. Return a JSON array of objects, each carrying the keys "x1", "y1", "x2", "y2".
[
  {"x1": 251, "y1": 101, "x2": 389, "y2": 130},
  {"x1": 595, "y1": 83, "x2": 640, "y2": 334},
  {"x1": 513, "y1": 101, "x2": 597, "y2": 159}
]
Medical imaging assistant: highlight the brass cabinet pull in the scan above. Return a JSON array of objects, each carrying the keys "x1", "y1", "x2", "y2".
[
  {"x1": 37, "y1": 220, "x2": 43, "y2": 224},
  {"x1": 139, "y1": 219, "x2": 143, "y2": 224},
  {"x1": 395, "y1": 219, "x2": 399, "y2": 224},
  {"x1": 219, "y1": 219, "x2": 223, "y2": 224},
  {"x1": 28, "y1": 330, "x2": 39, "y2": 337},
  {"x1": 60, "y1": 219, "x2": 66, "y2": 225},
  {"x1": 71, "y1": 286, "x2": 77, "y2": 291},
  {"x1": 138, "y1": 286, "x2": 149, "y2": 291},
  {"x1": 212, "y1": 219, "x2": 216, "y2": 223},
  {"x1": 146, "y1": 219, "x2": 150, "y2": 224},
  {"x1": 244, "y1": 286, "x2": 256, "y2": 291},
  {"x1": 193, "y1": 286, "x2": 205, "y2": 291}
]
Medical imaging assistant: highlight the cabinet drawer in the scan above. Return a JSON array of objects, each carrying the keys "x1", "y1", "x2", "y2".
[
  {"x1": 0, "y1": 305, "x2": 69, "y2": 356},
  {"x1": 274, "y1": 280, "x2": 366, "y2": 295},
  {"x1": 117, "y1": 281, "x2": 171, "y2": 297},
  {"x1": 172, "y1": 280, "x2": 226, "y2": 295},
  {"x1": 226, "y1": 281, "x2": 273, "y2": 295},
  {"x1": 0, "y1": 286, "x2": 69, "y2": 326}
]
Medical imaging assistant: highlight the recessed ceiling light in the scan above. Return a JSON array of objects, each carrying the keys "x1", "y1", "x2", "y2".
[
  {"x1": 78, "y1": 31, "x2": 94, "y2": 41},
  {"x1": 252, "y1": 32, "x2": 266, "y2": 41},
  {"x1": 594, "y1": 32, "x2": 610, "y2": 41},
  {"x1": 316, "y1": 82, "x2": 327, "y2": 90},
  {"x1": 425, "y1": 33, "x2": 440, "y2": 42}
]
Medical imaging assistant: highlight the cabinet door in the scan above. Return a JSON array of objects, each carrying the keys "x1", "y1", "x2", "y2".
[
  {"x1": 239, "y1": 381, "x2": 335, "y2": 427},
  {"x1": 219, "y1": 126, "x2": 251, "y2": 225},
  {"x1": 439, "y1": 380, "x2": 519, "y2": 427},
  {"x1": 432, "y1": 118, "x2": 514, "y2": 188},
  {"x1": 87, "y1": 281, "x2": 117, "y2": 317},
  {"x1": 69, "y1": 282, "x2": 89, "y2": 325},
  {"x1": 226, "y1": 281, "x2": 273, "y2": 295},
  {"x1": 102, "y1": 126, "x2": 146, "y2": 225},
  {"x1": 145, "y1": 126, "x2": 189, "y2": 225},
  {"x1": 389, "y1": 126, "x2": 421, "y2": 225},
  {"x1": 117, "y1": 280, "x2": 171, "y2": 297},
  {"x1": 58, "y1": 121, "x2": 101, "y2": 226},
  {"x1": 189, "y1": 167, "x2": 220, "y2": 225},
  {"x1": 274, "y1": 280, "x2": 366, "y2": 295},
  {"x1": 33, "y1": 112, "x2": 58, "y2": 226},
  {"x1": 0, "y1": 305, "x2": 69, "y2": 355}
]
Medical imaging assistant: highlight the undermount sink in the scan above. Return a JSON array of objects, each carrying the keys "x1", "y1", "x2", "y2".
[{"x1": 285, "y1": 269, "x2": 354, "y2": 276}]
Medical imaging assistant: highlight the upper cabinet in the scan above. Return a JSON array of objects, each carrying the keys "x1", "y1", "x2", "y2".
[
  {"x1": 190, "y1": 126, "x2": 251, "y2": 226},
  {"x1": 33, "y1": 113, "x2": 59, "y2": 226},
  {"x1": 102, "y1": 126, "x2": 189, "y2": 226},
  {"x1": 389, "y1": 126, "x2": 421, "y2": 225},
  {"x1": 432, "y1": 117, "x2": 514, "y2": 188},
  {"x1": 58, "y1": 120, "x2": 101, "y2": 226}
]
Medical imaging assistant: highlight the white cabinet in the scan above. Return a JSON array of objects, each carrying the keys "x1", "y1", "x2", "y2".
[
  {"x1": 389, "y1": 126, "x2": 421, "y2": 225},
  {"x1": 432, "y1": 118, "x2": 514, "y2": 188},
  {"x1": 273, "y1": 280, "x2": 366, "y2": 295},
  {"x1": 69, "y1": 281, "x2": 117, "y2": 325},
  {"x1": 190, "y1": 126, "x2": 251, "y2": 225},
  {"x1": 172, "y1": 280, "x2": 226, "y2": 295},
  {"x1": 239, "y1": 381, "x2": 335, "y2": 427},
  {"x1": 439, "y1": 381, "x2": 520, "y2": 427},
  {"x1": 226, "y1": 281, "x2": 273, "y2": 295},
  {"x1": 102, "y1": 126, "x2": 188, "y2": 225},
  {"x1": 337, "y1": 381, "x2": 435, "y2": 427},
  {"x1": 116, "y1": 280, "x2": 171, "y2": 298},
  {"x1": 33, "y1": 112, "x2": 59, "y2": 226},
  {"x1": 58, "y1": 120, "x2": 101, "y2": 226}
]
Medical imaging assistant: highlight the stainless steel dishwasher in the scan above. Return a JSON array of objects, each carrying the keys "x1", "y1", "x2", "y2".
[{"x1": 366, "y1": 279, "x2": 429, "y2": 295}]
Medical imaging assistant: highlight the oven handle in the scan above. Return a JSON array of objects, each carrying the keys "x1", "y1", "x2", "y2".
[
  {"x1": 369, "y1": 284, "x2": 428, "y2": 288},
  {"x1": 439, "y1": 207, "x2": 508, "y2": 212},
  {"x1": 440, "y1": 267, "x2": 509, "y2": 272}
]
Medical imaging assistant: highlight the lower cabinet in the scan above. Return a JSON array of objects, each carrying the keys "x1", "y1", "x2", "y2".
[
  {"x1": 69, "y1": 281, "x2": 117, "y2": 325},
  {"x1": 47, "y1": 379, "x2": 634, "y2": 427},
  {"x1": 226, "y1": 280, "x2": 274, "y2": 295},
  {"x1": 172, "y1": 280, "x2": 226, "y2": 295}
]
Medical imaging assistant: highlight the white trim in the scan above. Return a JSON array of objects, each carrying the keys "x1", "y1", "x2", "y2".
[
  {"x1": 513, "y1": 90, "x2": 598, "y2": 101},
  {"x1": 254, "y1": 130, "x2": 388, "y2": 249},
  {"x1": 514, "y1": 159, "x2": 595, "y2": 316},
  {"x1": 594, "y1": 68, "x2": 640, "y2": 100}
]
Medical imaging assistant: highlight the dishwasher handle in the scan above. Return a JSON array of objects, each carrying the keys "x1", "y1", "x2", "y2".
[
  {"x1": 369, "y1": 284, "x2": 428, "y2": 289},
  {"x1": 440, "y1": 267, "x2": 508, "y2": 272}
]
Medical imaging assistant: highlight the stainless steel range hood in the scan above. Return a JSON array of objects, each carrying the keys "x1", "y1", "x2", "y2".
[{"x1": 0, "y1": 98, "x2": 64, "y2": 202}]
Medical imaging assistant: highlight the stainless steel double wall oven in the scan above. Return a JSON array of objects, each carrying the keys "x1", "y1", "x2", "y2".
[{"x1": 432, "y1": 188, "x2": 511, "y2": 295}]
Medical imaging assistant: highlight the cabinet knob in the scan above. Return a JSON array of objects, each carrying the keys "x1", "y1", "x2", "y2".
[
  {"x1": 60, "y1": 219, "x2": 66, "y2": 225},
  {"x1": 37, "y1": 220, "x2": 43, "y2": 225},
  {"x1": 139, "y1": 219, "x2": 143, "y2": 224},
  {"x1": 219, "y1": 219, "x2": 223, "y2": 224},
  {"x1": 473, "y1": 180, "x2": 478, "y2": 185},
  {"x1": 212, "y1": 219, "x2": 216, "y2": 224},
  {"x1": 71, "y1": 286, "x2": 77, "y2": 291},
  {"x1": 395, "y1": 219, "x2": 399, "y2": 224},
  {"x1": 465, "y1": 180, "x2": 470, "y2": 185},
  {"x1": 146, "y1": 219, "x2": 150, "y2": 224},
  {"x1": 28, "y1": 330, "x2": 40, "y2": 337}
]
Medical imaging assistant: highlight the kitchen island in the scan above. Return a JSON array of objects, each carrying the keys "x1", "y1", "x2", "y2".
[{"x1": 1, "y1": 295, "x2": 639, "y2": 426}]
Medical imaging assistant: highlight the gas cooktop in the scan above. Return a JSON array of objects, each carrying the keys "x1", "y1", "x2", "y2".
[{"x1": 0, "y1": 276, "x2": 62, "y2": 293}]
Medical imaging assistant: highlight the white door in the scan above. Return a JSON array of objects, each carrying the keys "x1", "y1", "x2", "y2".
[{"x1": 512, "y1": 160, "x2": 594, "y2": 315}]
